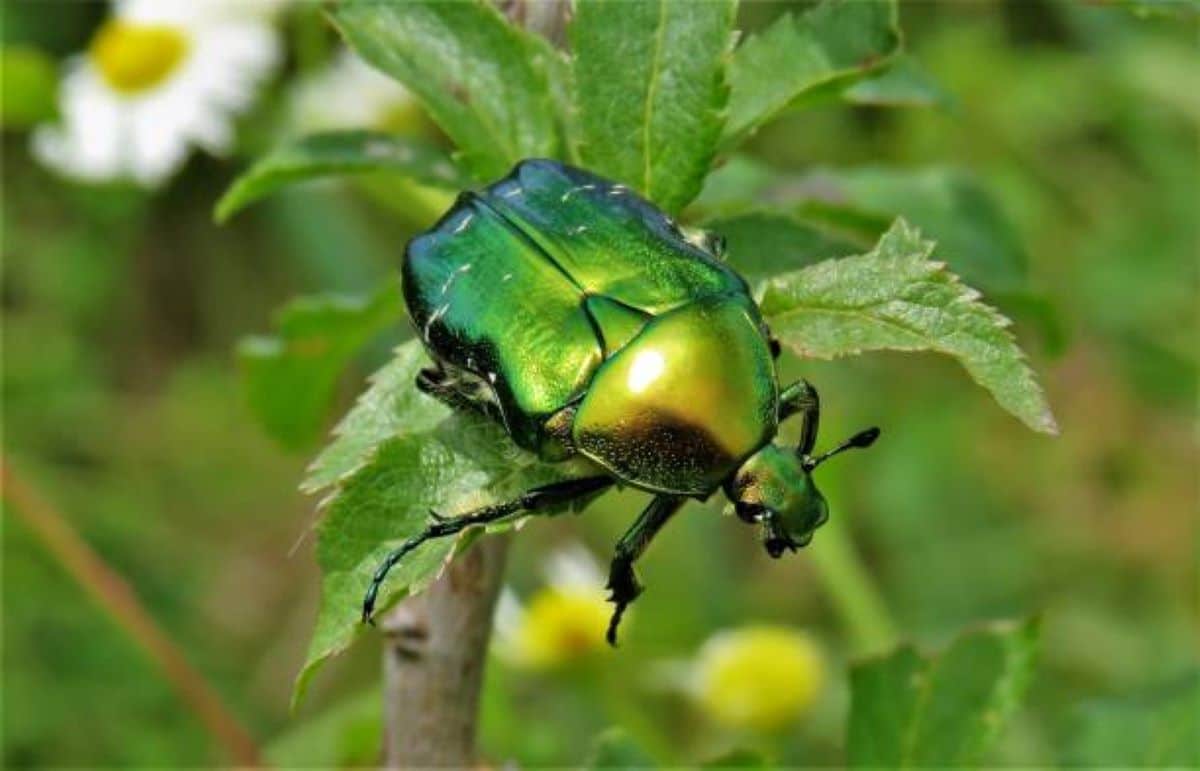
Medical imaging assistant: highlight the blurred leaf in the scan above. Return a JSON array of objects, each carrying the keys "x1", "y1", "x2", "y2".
[
  {"x1": 1063, "y1": 671, "x2": 1199, "y2": 767},
  {"x1": 0, "y1": 45, "x2": 56, "y2": 128},
  {"x1": 526, "y1": 32, "x2": 578, "y2": 161},
  {"x1": 266, "y1": 688, "x2": 381, "y2": 768},
  {"x1": 761, "y1": 220, "x2": 1057, "y2": 434},
  {"x1": 723, "y1": 0, "x2": 900, "y2": 146},
  {"x1": 704, "y1": 211, "x2": 861, "y2": 288},
  {"x1": 806, "y1": 166, "x2": 1031, "y2": 293},
  {"x1": 844, "y1": 54, "x2": 953, "y2": 109},
  {"x1": 238, "y1": 281, "x2": 403, "y2": 450},
  {"x1": 1113, "y1": 333, "x2": 1197, "y2": 408},
  {"x1": 702, "y1": 748, "x2": 769, "y2": 768},
  {"x1": 992, "y1": 289, "x2": 1069, "y2": 359},
  {"x1": 331, "y1": 0, "x2": 558, "y2": 180},
  {"x1": 294, "y1": 341, "x2": 592, "y2": 705},
  {"x1": 698, "y1": 162, "x2": 1030, "y2": 296},
  {"x1": 215, "y1": 131, "x2": 469, "y2": 223},
  {"x1": 848, "y1": 618, "x2": 1040, "y2": 767},
  {"x1": 570, "y1": 0, "x2": 736, "y2": 212},
  {"x1": 586, "y1": 728, "x2": 655, "y2": 769},
  {"x1": 689, "y1": 155, "x2": 777, "y2": 215},
  {"x1": 1112, "y1": 0, "x2": 1200, "y2": 18}
]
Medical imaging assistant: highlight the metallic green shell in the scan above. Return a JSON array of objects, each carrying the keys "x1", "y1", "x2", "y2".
[
  {"x1": 403, "y1": 160, "x2": 776, "y2": 493},
  {"x1": 573, "y1": 294, "x2": 778, "y2": 495}
]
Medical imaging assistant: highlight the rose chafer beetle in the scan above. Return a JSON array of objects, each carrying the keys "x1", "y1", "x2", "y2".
[{"x1": 363, "y1": 159, "x2": 879, "y2": 644}]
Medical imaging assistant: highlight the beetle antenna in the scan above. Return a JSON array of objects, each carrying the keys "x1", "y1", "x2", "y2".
[{"x1": 803, "y1": 427, "x2": 880, "y2": 471}]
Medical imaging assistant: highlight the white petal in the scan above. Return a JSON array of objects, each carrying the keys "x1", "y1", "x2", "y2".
[{"x1": 543, "y1": 544, "x2": 605, "y2": 589}]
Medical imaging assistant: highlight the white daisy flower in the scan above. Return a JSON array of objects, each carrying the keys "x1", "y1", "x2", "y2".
[
  {"x1": 493, "y1": 543, "x2": 613, "y2": 669},
  {"x1": 289, "y1": 47, "x2": 424, "y2": 136},
  {"x1": 32, "y1": 0, "x2": 284, "y2": 187}
]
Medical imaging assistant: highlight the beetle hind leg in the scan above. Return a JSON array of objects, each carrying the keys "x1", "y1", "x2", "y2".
[
  {"x1": 361, "y1": 475, "x2": 614, "y2": 624},
  {"x1": 604, "y1": 495, "x2": 686, "y2": 646}
]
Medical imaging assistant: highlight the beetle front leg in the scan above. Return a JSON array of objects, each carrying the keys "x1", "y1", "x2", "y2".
[
  {"x1": 604, "y1": 495, "x2": 686, "y2": 646},
  {"x1": 779, "y1": 379, "x2": 820, "y2": 456},
  {"x1": 415, "y1": 366, "x2": 510, "y2": 426},
  {"x1": 362, "y1": 475, "x2": 614, "y2": 624}
]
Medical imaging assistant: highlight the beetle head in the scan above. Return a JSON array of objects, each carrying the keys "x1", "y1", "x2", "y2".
[{"x1": 727, "y1": 427, "x2": 879, "y2": 558}]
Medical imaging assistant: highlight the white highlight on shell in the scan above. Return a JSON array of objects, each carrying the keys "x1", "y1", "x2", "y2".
[
  {"x1": 560, "y1": 183, "x2": 596, "y2": 202},
  {"x1": 452, "y1": 212, "x2": 474, "y2": 234},
  {"x1": 627, "y1": 349, "x2": 666, "y2": 394}
]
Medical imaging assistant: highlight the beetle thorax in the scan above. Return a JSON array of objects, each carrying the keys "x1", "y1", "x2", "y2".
[{"x1": 570, "y1": 294, "x2": 778, "y2": 496}]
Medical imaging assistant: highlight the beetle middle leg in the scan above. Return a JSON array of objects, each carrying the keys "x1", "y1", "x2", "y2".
[
  {"x1": 779, "y1": 379, "x2": 820, "y2": 456},
  {"x1": 362, "y1": 475, "x2": 614, "y2": 624},
  {"x1": 604, "y1": 494, "x2": 687, "y2": 646}
]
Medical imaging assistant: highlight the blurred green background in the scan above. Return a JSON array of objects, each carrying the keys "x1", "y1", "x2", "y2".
[{"x1": 2, "y1": 0, "x2": 1196, "y2": 767}]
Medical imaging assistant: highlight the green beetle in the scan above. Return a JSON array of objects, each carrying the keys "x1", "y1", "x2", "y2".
[{"x1": 363, "y1": 160, "x2": 879, "y2": 643}]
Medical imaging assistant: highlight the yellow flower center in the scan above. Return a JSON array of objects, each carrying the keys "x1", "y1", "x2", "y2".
[
  {"x1": 89, "y1": 21, "x2": 189, "y2": 95},
  {"x1": 694, "y1": 626, "x2": 825, "y2": 733},
  {"x1": 516, "y1": 587, "x2": 611, "y2": 669}
]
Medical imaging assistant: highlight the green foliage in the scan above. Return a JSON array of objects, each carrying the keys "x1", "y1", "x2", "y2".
[
  {"x1": 844, "y1": 54, "x2": 952, "y2": 109},
  {"x1": 705, "y1": 211, "x2": 861, "y2": 288},
  {"x1": 330, "y1": 0, "x2": 558, "y2": 180},
  {"x1": 294, "y1": 341, "x2": 592, "y2": 704},
  {"x1": 266, "y1": 688, "x2": 381, "y2": 768},
  {"x1": 238, "y1": 282, "x2": 403, "y2": 449},
  {"x1": 586, "y1": 728, "x2": 656, "y2": 769},
  {"x1": 697, "y1": 160, "x2": 1031, "y2": 297},
  {"x1": 214, "y1": 131, "x2": 469, "y2": 223},
  {"x1": 0, "y1": 45, "x2": 57, "y2": 128},
  {"x1": 760, "y1": 220, "x2": 1057, "y2": 433},
  {"x1": 723, "y1": 0, "x2": 900, "y2": 146},
  {"x1": 1063, "y1": 672, "x2": 1199, "y2": 767},
  {"x1": 570, "y1": 0, "x2": 736, "y2": 212},
  {"x1": 302, "y1": 342, "x2": 446, "y2": 494},
  {"x1": 847, "y1": 618, "x2": 1039, "y2": 767},
  {"x1": 817, "y1": 166, "x2": 1030, "y2": 293}
]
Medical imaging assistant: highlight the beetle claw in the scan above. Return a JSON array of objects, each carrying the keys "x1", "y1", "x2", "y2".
[{"x1": 428, "y1": 509, "x2": 450, "y2": 523}]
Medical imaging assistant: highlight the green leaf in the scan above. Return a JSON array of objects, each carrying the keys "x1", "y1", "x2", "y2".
[
  {"x1": 238, "y1": 281, "x2": 403, "y2": 450},
  {"x1": 1063, "y1": 671, "x2": 1199, "y2": 767},
  {"x1": 1, "y1": 45, "x2": 57, "y2": 129},
  {"x1": 215, "y1": 131, "x2": 469, "y2": 223},
  {"x1": 302, "y1": 341, "x2": 449, "y2": 495},
  {"x1": 586, "y1": 728, "x2": 656, "y2": 770},
  {"x1": 294, "y1": 341, "x2": 592, "y2": 705},
  {"x1": 697, "y1": 161, "x2": 1031, "y2": 296},
  {"x1": 266, "y1": 687, "x2": 381, "y2": 768},
  {"x1": 810, "y1": 166, "x2": 1031, "y2": 294},
  {"x1": 760, "y1": 219, "x2": 1057, "y2": 434},
  {"x1": 723, "y1": 0, "x2": 900, "y2": 146},
  {"x1": 704, "y1": 211, "x2": 862, "y2": 288},
  {"x1": 848, "y1": 618, "x2": 1040, "y2": 767},
  {"x1": 571, "y1": 0, "x2": 736, "y2": 212},
  {"x1": 844, "y1": 54, "x2": 953, "y2": 109},
  {"x1": 330, "y1": 0, "x2": 558, "y2": 180}
]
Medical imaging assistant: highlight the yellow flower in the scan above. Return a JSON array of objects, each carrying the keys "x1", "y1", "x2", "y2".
[
  {"x1": 494, "y1": 544, "x2": 612, "y2": 669},
  {"x1": 692, "y1": 626, "x2": 825, "y2": 733}
]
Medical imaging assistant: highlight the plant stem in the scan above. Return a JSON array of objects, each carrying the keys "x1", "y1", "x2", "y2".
[
  {"x1": 380, "y1": 533, "x2": 510, "y2": 767},
  {"x1": 0, "y1": 457, "x2": 262, "y2": 766},
  {"x1": 808, "y1": 515, "x2": 899, "y2": 656}
]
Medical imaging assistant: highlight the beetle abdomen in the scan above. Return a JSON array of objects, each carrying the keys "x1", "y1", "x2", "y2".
[{"x1": 572, "y1": 294, "x2": 778, "y2": 495}]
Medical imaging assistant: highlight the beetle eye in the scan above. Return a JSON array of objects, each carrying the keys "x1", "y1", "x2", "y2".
[{"x1": 707, "y1": 233, "x2": 727, "y2": 259}]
